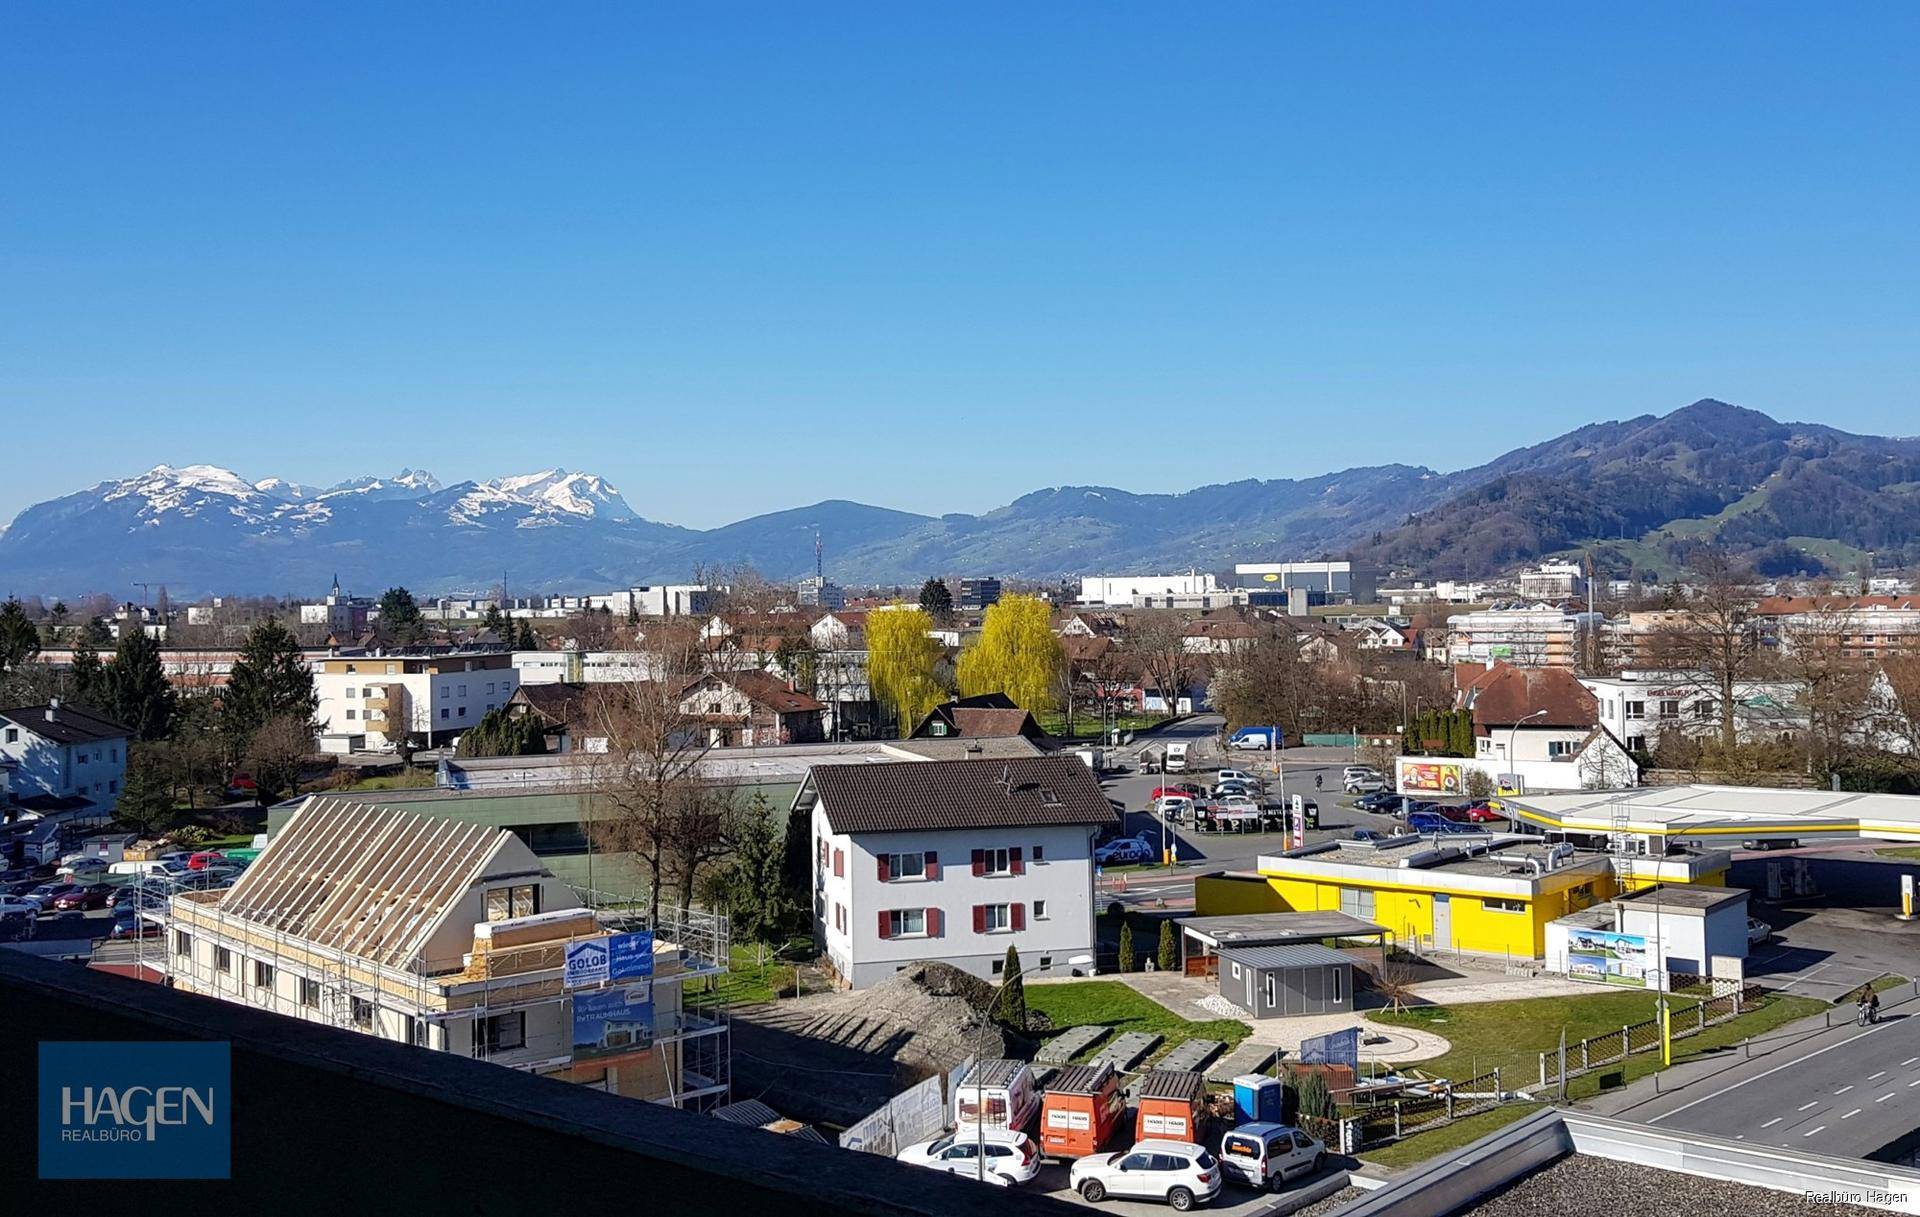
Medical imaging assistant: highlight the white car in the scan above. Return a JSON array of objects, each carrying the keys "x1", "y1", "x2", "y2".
[
  {"x1": 1095, "y1": 837, "x2": 1155, "y2": 866},
  {"x1": 1215, "y1": 769, "x2": 1260, "y2": 786},
  {"x1": 1156, "y1": 796, "x2": 1196, "y2": 822},
  {"x1": 1344, "y1": 775, "x2": 1387, "y2": 794},
  {"x1": 1072, "y1": 1139, "x2": 1223, "y2": 1210},
  {"x1": 1217, "y1": 794, "x2": 1258, "y2": 811},
  {"x1": 1747, "y1": 917, "x2": 1773, "y2": 945},
  {"x1": 897, "y1": 1129, "x2": 1042, "y2": 1186}
]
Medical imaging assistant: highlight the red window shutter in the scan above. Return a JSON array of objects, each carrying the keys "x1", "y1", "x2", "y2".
[
  {"x1": 833, "y1": 849, "x2": 844, "y2": 878},
  {"x1": 971, "y1": 849, "x2": 986, "y2": 877},
  {"x1": 928, "y1": 908, "x2": 943, "y2": 937},
  {"x1": 973, "y1": 904, "x2": 987, "y2": 933},
  {"x1": 877, "y1": 854, "x2": 890, "y2": 882},
  {"x1": 878, "y1": 910, "x2": 892, "y2": 939},
  {"x1": 924, "y1": 851, "x2": 940, "y2": 879},
  {"x1": 1012, "y1": 902, "x2": 1026, "y2": 932},
  {"x1": 1010, "y1": 847, "x2": 1024, "y2": 875}
]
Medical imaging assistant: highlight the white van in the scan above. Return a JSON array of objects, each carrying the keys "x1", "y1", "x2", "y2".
[
  {"x1": 1164, "y1": 742, "x2": 1190, "y2": 773},
  {"x1": 955, "y1": 1058, "x2": 1041, "y2": 1133},
  {"x1": 108, "y1": 859, "x2": 188, "y2": 878}
]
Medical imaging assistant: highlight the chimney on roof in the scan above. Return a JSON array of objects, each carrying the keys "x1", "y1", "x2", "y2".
[{"x1": 46, "y1": 699, "x2": 58, "y2": 722}]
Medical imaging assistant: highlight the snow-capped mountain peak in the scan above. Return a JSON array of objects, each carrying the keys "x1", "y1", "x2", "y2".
[
  {"x1": 483, "y1": 469, "x2": 636, "y2": 521},
  {"x1": 102, "y1": 464, "x2": 267, "y2": 517},
  {"x1": 317, "y1": 468, "x2": 444, "y2": 501}
]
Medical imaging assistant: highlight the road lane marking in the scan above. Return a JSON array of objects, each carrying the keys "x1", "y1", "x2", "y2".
[
  {"x1": 1798, "y1": 1102, "x2": 1820, "y2": 1111},
  {"x1": 1843, "y1": 1108, "x2": 1862, "y2": 1119},
  {"x1": 1903, "y1": 1057, "x2": 1920, "y2": 1067},
  {"x1": 1870, "y1": 1071, "x2": 1888, "y2": 1081},
  {"x1": 1804, "y1": 1126, "x2": 1826, "y2": 1137},
  {"x1": 1835, "y1": 1085, "x2": 1854, "y2": 1094},
  {"x1": 1879, "y1": 1093, "x2": 1897, "y2": 1103},
  {"x1": 1909, "y1": 1079, "x2": 1920, "y2": 1088},
  {"x1": 1762, "y1": 1117, "x2": 1783, "y2": 1128},
  {"x1": 1647, "y1": 1025, "x2": 1889, "y2": 1124}
]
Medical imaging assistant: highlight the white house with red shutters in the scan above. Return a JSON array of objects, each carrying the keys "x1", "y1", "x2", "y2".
[{"x1": 796, "y1": 755, "x2": 1118, "y2": 990}]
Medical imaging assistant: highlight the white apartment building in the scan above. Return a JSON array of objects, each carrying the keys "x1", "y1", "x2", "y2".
[
  {"x1": 313, "y1": 650, "x2": 519, "y2": 746},
  {"x1": 1580, "y1": 673, "x2": 1807, "y2": 753},
  {"x1": 513, "y1": 649, "x2": 658, "y2": 685},
  {"x1": 1446, "y1": 605, "x2": 1582, "y2": 668},
  {"x1": 154, "y1": 797, "x2": 730, "y2": 1108},
  {"x1": 799, "y1": 755, "x2": 1114, "y2": 989},
  {"x1": 1517, "y1": 562, "x2": 1583, "y2": 602},
  {"x1": 1079, "y1": 573, "x2": 1218, "y2": 607},
  {"x1": 0, "y1": 701, "x2": 130, "y2": 816},
  {"x1": 587, "y1": 584, "x2": 720, "y2": 618}
]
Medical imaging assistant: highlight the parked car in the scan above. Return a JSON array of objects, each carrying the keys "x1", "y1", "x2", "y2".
[
  {"x1": 1211, "y1": 781, "x2": 1253, "y2": 799},
  {"x1": 109, "y1": 907, "x2": 163, "y2": 939},
  {"x1": 1071, "y1": 1140, "x2": 1222, "y2": 1210},
  {"x1": 1407, "y1": 811, "x2": 1486, "y2": 835},
  {"x1": 1228, "y1": 727, "x2": 1279, "y2": 750},
  {"x1": 1747, "y1": 917, "x2": 1774, "y2": 945},
  {"x1": 1217, "y1": 1123, "x2": 1325, "y2": 1191},
  {"x1": 20, "y1": 882, "x2": 80, "y2": 912},
  {"x1": 1351, "y1": 829, "x2": 1389, "y2": 843},
  {"x1": 1343, "y1": 766, "x2": 1382, "y2": 782},
  {"x1": 1156, "y1": 796, "x2": 1196, "y2": 823},
  {"x1": 56, "y1": 857, "x2": 112, "y2": 880},
  {"x1": 51, "y1": 882, "x2": 115, "y2": 911},
  {"x1": 1217, "y1": 794, "x2": 1258, "y2": 811},
  {"x1": 1095, "y1": 837, "x2": 1156, "y2": 866},
  {"x1": 1151, "y1": 785, "x2": 1203, "y2": 802},
  {"x1": 186, "y1": 850, "x2": 228, "y2": 871},
  {"x1": 1743, "y1": 838, "x2": 1801, "y2": 851},
  {"x1": 0, "y1": 900, "x2": 37, "y2": 942},
  {"x1": 896, "y1": 1130, "x2": 1042, "y2": 1187},
  {"x1": 1343, "y1": 774, "x2": 1387, "y2": 794},
  {"x1": 1215, "y1": 769, "x2": 1260, "y2": 787},
  {"x1": 1452, "y1": 802, "x2": 1505, "y2": 823}
]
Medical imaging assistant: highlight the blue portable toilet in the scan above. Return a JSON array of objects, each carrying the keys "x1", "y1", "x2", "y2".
[{"x1": 1232, "y1": 1074, "x2": 1285, "y2": 1125}]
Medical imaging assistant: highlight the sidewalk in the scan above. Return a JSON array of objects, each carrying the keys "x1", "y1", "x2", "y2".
[{"x1": 1115, "y1": 972, "x2": 1453, "y2": 1064}]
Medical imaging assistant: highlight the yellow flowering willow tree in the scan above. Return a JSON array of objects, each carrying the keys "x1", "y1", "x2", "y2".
[
  {"x1": 956, "y1": 594, "x2": 1065, "y2": 711},
  {"x1": 866, "y1": 604, "x2": 949, "y2": 736}
]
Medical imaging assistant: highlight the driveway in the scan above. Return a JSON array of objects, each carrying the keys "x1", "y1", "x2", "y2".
[
  {"x1": 1113, "y1": 973, "x2": 1452, "y2": 1065},
  {"x1": 1747, "y1": 902, "x2": 1920, "y2": 1003}
]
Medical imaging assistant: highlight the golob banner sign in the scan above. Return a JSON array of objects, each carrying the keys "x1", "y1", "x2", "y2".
[{"x1": 566, "y1": 931, "x2": 655, "y2": 988}]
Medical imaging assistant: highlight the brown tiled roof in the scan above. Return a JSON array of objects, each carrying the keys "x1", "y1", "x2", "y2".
[
  {"x1": 715, "y1": 669, "x2": 826, "y2": 715},
  {"x1": 811, "y1": 755, "x2": 1118, "y2": 835},
  {"x1": 1458, "y1": 663, "x2": 1596, "y2": 729},
  {"x1": 1060, "y1": 634, "x2": 1114, "y2": 663},
  {"x1": 509, "y1": 682, "x2": 593, "y2": 726},
  {"x1": 0, "y1": 703, "x2": 131, "y2": 745},
  {"x1": 1754, "y1": 595, "x2": 1918, "y2": 614},
  {"x1": 949, "y1": 707, "x2": 1041, "y2": 738}
]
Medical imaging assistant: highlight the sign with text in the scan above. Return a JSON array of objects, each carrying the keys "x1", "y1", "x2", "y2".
[
  {"x1": 571, "y1": 984, "x2": 655, "y2": 1062},
  {"x1": 39, "y1": 1041, "x2": 231, "y2": 1179},
  {"x1": 609, "y1": 930, "x2": 655, "y2": 980},
  {"x1": 1402, "y1": 762, "x2": 1464, "y2": 794},
  {"x1": 564, "y1": 938, "x2": 610, "y2": 988},
  {"x1": 1298, "y1": 1028, "x2": 1360, "y2": 1068},
  {"x1": 1290, "y1": 795, "x2": 1305, "y2": 849}
]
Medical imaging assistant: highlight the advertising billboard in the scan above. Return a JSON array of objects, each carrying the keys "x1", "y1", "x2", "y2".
[
  {"x1": 1402, "y1": 762, "x2": 1464, "y2": 794},
  {"x1": 1298, "y1": 1028, "x2": 1360, "y2": 1068},
  {"x1": 609, "y1": 930, "x2": 655, "y2": 980},
  {"x1": 1566, "y1": 929, "x2": 1649, "y2": 987},
  {"x1": 571, "y1": 983, "x2": 655, "y2": 1061},
  {"x1": 564, "y1": 938, "x2": 609, "y2": 988}
]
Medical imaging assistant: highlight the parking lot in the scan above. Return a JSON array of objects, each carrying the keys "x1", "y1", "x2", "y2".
[
  {"x1": 1746, "y1": 901, "x2": 1920, "y2": 1003},
  {"x1": 1040, "y1": 1159, "x2": 1354, "y2": 1217}
]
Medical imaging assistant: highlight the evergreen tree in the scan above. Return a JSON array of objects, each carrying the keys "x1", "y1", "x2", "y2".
[
  {"x1": 480, "y1": 604, "x2": 506, "y2": 636},
  {"x1": 515, "y1": 618, "x2": 538, "y2": 650},
  {"x1": 378, "y1": 587, "x2": 424, "y2": 644},
  {"x1": 918, "y1": 577, "x2": 954, "y2": 621},
  {"x1": 114, "y1": 745, "x2": 178, "y2": 836},
  {"x1": 46, "y1": 600, "x2": 71, "y2": 645},
  {"x1": 1157, "y1": 920, "x2": 1178, "y2": 972},
  {"x1": 780, "y1": 803, "x2": 813, "y2": 908},
  {"x1": 68, "y1": 631, "x2": 105, "y2": 706},
  {"x1": 222, "y1": 619, "x2": 319, "y2": 755},
  {"x1": 0, "y1": 596, "x2": 40, "y2": 675},
  {"x1": 453, "y1": 707, "x2": 547, "y2": 757},
  {"x1": 716, "y1": 801, "x2": 799, "y2": 946},
  {"x1": 993, "y1": 945, "x2": 1028, "y2": 1031},
  {"x1": 105, "y1": 630, "x2": 177, "y2": 741},
  {"x1": 1118, "y1": 920, "x2": 1136, "y2": 973}
]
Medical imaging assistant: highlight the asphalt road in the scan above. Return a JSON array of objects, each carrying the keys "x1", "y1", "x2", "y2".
[{"x1": 1637, "y1": 999, "x2": 1920, "y2": 1160}]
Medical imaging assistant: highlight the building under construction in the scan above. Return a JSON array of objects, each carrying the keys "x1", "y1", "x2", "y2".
[{"x1": 142, "y1": 795, "x2": 731, "y2": 1109}]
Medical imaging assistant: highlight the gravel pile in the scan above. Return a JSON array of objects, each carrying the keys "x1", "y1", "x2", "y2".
[
  {"x1": 1459, "y1": 1155, "x2": 1888, "y2": 1216},
  {"x1": 1283, "y1": 1185, "x2": 1368, "y2": 1216}
]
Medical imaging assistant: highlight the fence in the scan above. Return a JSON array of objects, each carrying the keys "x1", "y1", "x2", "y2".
[
  {"x1": 1537, "y1": 983, "x2": 1765, "y2": 1088},
  {"x1": 839, "y1": 1056, "x2": 973, "y2": 1158},
  {"x1": 1338, "y1": 1068, "x2": 1505, "y2": 1149}
]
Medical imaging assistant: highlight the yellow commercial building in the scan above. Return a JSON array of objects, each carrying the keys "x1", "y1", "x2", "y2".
[{"x1": 1194, "y1": 836, "x2": 1731, "y2": 960}]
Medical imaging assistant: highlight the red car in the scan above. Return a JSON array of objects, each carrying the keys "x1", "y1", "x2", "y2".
[
  {"x1": 187, "y1": 850, "x2": 227, "y2": 871},
  {"x1": 1150, "y1": 784, "x2": 1204, "y2": 802},
  {"x1": 51, "y1": 882, "x2": 115, "y2": 911},
  {"x1": 1454, "y1": 803, "x2": 1506, "y2": 823}
]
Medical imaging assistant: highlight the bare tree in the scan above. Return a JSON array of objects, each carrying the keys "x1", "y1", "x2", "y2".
[
  {"x1": 1874, "y1": 658, "x2": 1920, "y2": 760},
  {"x1": 1124, "y1": 610, "x2": 1200, "y2": 718},
  {"x1": 1642, "y1": 554, "x2": 1769, "y2": 749},
  {"x1": 1778, "y1": 606, "x2": 1875, "y2": 780}
]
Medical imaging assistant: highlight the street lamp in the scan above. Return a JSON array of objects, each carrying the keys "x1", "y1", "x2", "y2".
[{"x1": 1506, "y1": 708, "x2": 1549, "y2": 792}]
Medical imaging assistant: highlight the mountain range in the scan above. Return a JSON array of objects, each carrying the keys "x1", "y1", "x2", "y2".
[{"x1": 2, "y1": 400, "x2": 1917, "y2": 598}]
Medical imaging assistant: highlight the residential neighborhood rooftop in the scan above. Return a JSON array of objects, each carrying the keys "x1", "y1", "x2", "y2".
[
  {"x1": 0, "y1": 701, "x2": 132, "y2": 745},
  {"x1": 806, "y1": 755, "x2": 1117, "y2": 835}
]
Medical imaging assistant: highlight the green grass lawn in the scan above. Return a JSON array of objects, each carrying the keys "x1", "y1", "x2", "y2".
[
  {"x1": 1375, "y1": 988, "x2": 1827, "y2": 1096},
  {"x1": 1876, "y1": 846, "x2": 1920, "y2": 861},
  {"x1": 1870, "y1": 974, "x2": 1910, "y2": 994},
  {"x1": 1026, "y1": 980, "x2": 1248, "y2": 1065},
  {"x1": 1357, "y1": 1103, "x2": 1544, "y2": 1171},
  {"x1": 333, "y1": 769, "x2": 437, "y2": 793},
  {"x1": 686, "y1": 941, "x2": 805, "y2": 1008},
  {"x1": 1033, "y1": 711, "x2": 1170, "y2": 740}
]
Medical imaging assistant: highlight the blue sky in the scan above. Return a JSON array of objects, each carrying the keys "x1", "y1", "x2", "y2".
[{"x1": 4, "y1": 3, "x2": 1916, "y2": 528}]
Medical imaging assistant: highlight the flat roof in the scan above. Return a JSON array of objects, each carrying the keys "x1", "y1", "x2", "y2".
[
  {"x1": 1214, "y1": 943, "x2": 1355, "y2": 971},
  {"x1": 1315, "y1": 836, "x2": 1607, "y2": 878},
  {"x1": 1504, "y1": 784, "x2": 1920, "y2": 844},
  {"x1": 1615, "y1": 884, "x2": 1747, "y2": 914},
  {"x1": 1179, "y1": 910, "x2": 1387, "y2": 946}
]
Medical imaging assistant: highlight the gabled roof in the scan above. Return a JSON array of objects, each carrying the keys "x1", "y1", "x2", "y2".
[
  {"x1": 705, "y1": 669, "x2": 826, "y2": 715},
  {"x1": 1457, "y1": 663, "x2": 1597, "y2": 729},
  {"x1": 908, "y1": 694, "x2": 1049, "y2": 742},
  {"x1": 213, "y1": 796, "x2": 546, "y2": 969},
  {"x1": 510, "y1": 681, "x2": 593, "y2": 725},
  {"x1": 0, "y1": 703, "x2": 132, "y2": 745},
  {"x1": 809, "y1": 755, "x2": 1117, "y2": 835}
]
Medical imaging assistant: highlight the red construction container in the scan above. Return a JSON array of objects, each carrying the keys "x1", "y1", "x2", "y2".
[
  {"x1": 1039, "y1": 1062, "x2": 1124, "y2": 1158},
  {"x1": 1134, "y1": 1069, "x2": 1208, "y2": 1144}
]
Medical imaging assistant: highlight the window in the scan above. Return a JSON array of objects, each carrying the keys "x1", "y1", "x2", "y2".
[
  {"x1": 1033, "y1": 900, "x2": 1047, "y2": 919},
  {"x1": 991, "y1": 958, "x2": 1004, "y2": 976},
  {"x1": 1483, "y1": 898, "x2": 1527, "y2": 913},
  {"x1": 973, "y1": 847, "x2": 1017, "y2": 876},
  {"x1": 440, "y1": 709, "x2": 450, "y2": 720},
  {"x1": 108, "y1": 780, "x2": 117, "y2": 793},
  {"x1": 833, "y1": 903, "x2": 845, "y2": 933},
  {"x1": 299, "y1": 977, "x2": 321, "y2": 1008},
  {"x1": 1331, "y1": 970, "x2": 1343, "y2": 1003},
  {"x1": 1231, "y1": 961, "x2": 1242, "y2": 980},
  {"x1": 351, "y1": 998, "x2": 375, "y2": 1030},
  {"x1": 1547, "y1": 739, "x2": 1573, "y2": 758},
  {"x1": 1658, "y1": 699, "x2": 1681, "y2": 719},
  {"x1": 403, "y1": 1015, "x2": 428, "y2": 1047},
  {"x1": 385, "y1": 663, "x2": 397, "y2": 675},
  {"x1": 458, "y1": 684, "x2": 467, "y2": 697},
  {"x1": 485, "y1": 884, "x2": 539, "y2": 922},
  {"x1": 1032, "y1": 845, "x2": 1044, "y2": 863},
  {"x1": 215, "y1": 947, "x2": 232, "y2": 975},
  {"x1": 172, "y1": 929, "x2": 191, "y2": 957},
  {"x1": 1624, "y1": 700, "x2": 1645, "y2": 718},
  {"x1": 253, "y1": 960, "x2": 275, "y2": 989},
  {"x1": 1338, "y1": 887, "x2": 1376, "y2": 920},
  {"x1": 346, "y1": 709, "x2": 357, "y2": 721},
  {"x1": 1040, "y1": 955, "x2": 1053, "y2": 970},
  {"x1": 477, "y1": 1011, "x2": 525, "y2": 1053},
  {"x1": 832, "y1": 848, "x2": 844, "y2": 878},
  {"x1": 345, "y1": 664, "x2": 358, "y2": 674},
  {"x1": 487, "y1": 682, "x2": 496, "y2": 695},
  {"x1": 983, "y1": 904, "x2": 1011, "y2": 932},
  {"x1": 346, "y1": 687, "x2": 358, "y2": 698},
  {"x1": 4, "y1": 727, "x2": 15, "y2": 743},
  {"x1": 882, "y1": 852, "x2": 926, "y2": 881},
  {"x1": 458, "y1": 706, "x2": 466, "y2": 718},
  {"x1": 887, "y1": 909, "x2": 927, "y2": 938},
  {"x1": 110, "y1": 746, "x2": 119, "y2": 762},
  {"x1": 439, "y1": 685, "x2": 449, "y2": 698}
]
